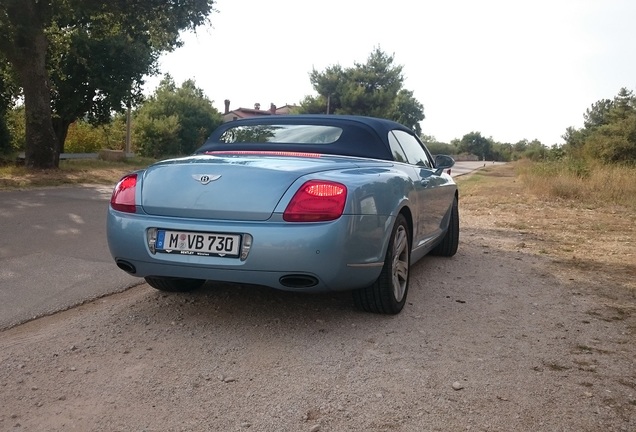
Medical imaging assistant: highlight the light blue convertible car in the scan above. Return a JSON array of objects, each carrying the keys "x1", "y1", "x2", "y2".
[{"x1": 107, "y1": 115, "x2": 458, "y2": 314}]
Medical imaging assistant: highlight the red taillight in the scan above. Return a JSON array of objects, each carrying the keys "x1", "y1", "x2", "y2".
[
  {"x1": 283, "y1": 180, "x2": 347, "y2": 222},
  {"x1": 110, "y1": 174, "x2": 137, "y2": 213}
]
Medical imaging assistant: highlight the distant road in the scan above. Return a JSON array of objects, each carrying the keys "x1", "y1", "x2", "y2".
[{"x1": 452, "y1": 160, "x2": 505, "y2": 176}]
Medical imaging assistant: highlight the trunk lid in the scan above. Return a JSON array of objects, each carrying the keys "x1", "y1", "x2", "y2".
[{"x1": 140, "y1": 154, "x2": 376, "y2": 221}]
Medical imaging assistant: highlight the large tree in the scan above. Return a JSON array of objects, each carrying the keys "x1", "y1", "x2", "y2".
[
  {"x1": 457, "y1": 132, "x2": 492, "y2": 160},
  {"x1": 391, "y1": 89, "x2": 425, "y2": 135},
  {"x1": 0, "y1": 0, "x2": 215, "y2": 169},
  {"x1": 47, "y1": 17, "x2": 154, "y2": 157},
  {"x1": 299, "y1": 48, "x2": 425, "y2": 132},
  {"x1": 309, "y1": 64, "x2": 344, "y2": 115}
]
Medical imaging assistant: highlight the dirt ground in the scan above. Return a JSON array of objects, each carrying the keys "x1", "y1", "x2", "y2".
[{"x1": 1, "y1": 166, "x2": 634, "y2": 431}]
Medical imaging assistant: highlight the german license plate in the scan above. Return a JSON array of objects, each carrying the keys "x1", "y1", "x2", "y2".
[{"x1": 156, "y1": 230, "x2": 241, "y2": 257}]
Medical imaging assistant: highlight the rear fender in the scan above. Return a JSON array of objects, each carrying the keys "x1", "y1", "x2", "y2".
[
  {"x1": 273, "y1": 167, "x2": 415, "y2": 218},
  {"x1": 272, "y1": 168, "x2": 415, "y2": 267}
]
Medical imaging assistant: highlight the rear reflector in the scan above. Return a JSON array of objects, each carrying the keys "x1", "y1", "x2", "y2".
[
  {"x1": 110, "y1": 174, "x2": 137, "y2": 213},
  {"x1": 283, "y1": 180, "x2": 347, "y2": 222}
]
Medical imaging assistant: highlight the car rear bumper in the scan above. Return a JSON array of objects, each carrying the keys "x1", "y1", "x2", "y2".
[{"x1": 107, "y1": 209, "x2": 392, "y2": 292}]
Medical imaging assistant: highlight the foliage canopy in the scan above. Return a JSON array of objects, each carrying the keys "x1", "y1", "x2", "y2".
[
  {"x1": 134, "y1": 76, "x2": 222, "y2": 158},
  {"x1": 563, "y1": 87, "x2": 636, "y2": 164},
  {"x1": 299, "y1": 48, "x2": 425, "y2": 134},
  {"x1": 0, "y1": 0, "x2": 216, "y2": 168}
]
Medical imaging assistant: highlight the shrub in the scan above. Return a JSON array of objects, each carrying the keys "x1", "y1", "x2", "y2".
[{"x1": 134, "y1": 113, "x2": 181, "y2": 158}]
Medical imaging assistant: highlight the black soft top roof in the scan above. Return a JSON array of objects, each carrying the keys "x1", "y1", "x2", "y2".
[{"x1": 197, "y1": 114, "x2": 415, "y2": 160}]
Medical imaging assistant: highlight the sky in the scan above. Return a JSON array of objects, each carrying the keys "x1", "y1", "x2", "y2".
[{"x1": 145, "y1": 0, "x2": 636, "y2": 146}]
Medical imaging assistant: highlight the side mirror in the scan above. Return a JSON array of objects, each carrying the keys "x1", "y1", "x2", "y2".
[{"x1": 434, "y1": 155, "x2": 455, "y2": 175}]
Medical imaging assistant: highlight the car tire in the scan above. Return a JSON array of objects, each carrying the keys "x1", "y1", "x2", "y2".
[
  {"x1": 353, "y1": 214, "x2": 410, "y2": 314},
  {"x1": 431, "y1": 196, "x2": 459, "y2": 257},
  {"x1": 144, "y1": 276, "x2": 205, "y2": 292}
]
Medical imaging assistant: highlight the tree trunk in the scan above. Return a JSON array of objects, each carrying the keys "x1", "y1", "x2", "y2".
[
  {"x1": 13, "y1": 30, "x2": 58, "y2": 169},
  {"x1": 52, "y1": 117, "x2": 73, "y2": 156}
]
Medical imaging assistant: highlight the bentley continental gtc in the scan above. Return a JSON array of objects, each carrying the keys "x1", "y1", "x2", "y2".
[{"x1": 107, "y1": 115, "x2": 458, "y2": 314}]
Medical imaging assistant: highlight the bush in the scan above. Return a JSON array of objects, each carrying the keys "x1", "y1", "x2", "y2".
[
  {"x1": 583, "y1": 116, "x2": 636, "y2": 163},
  {"x1": 133, "y1": 76, "x2": 222, "y2": 158},
  {"x1": 64, "y1": 122, "x2": 103, "y2": 153},
  {"x1": 63, "y1": 116, "x2": 128, "y2": 153},
  {"x1": 134, "y1": 114, "x2": 181, "y2": 158}
]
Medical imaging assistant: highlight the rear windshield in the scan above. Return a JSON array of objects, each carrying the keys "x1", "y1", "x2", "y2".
[{"x1": 218, "y1": 124, "x2": 343, "y2": 144}]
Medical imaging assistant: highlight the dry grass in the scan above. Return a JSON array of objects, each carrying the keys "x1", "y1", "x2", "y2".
[
  {"x1": 515, "y1": 159, "x2": 636, "y2": 209},
  {"x1": 0, "y1": 158, "x2": 152, "y2": 189},
  {"x1": 457, "y1": 162, "x2": 636, "y2": 297}
]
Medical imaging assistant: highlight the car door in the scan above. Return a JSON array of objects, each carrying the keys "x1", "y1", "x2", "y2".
[{"x1": 389, "y1": 130, "x2": 454, "y2": 249}]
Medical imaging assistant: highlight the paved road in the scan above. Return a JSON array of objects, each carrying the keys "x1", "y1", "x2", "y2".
[
  {"x1": 0, "y1": 185, "x2": 139, "y2": 329},
  {"x1": 451, "y1": 160, "x2": 504, "y2": 176},
  {"x1": 0, "y1": 161, "x2": 500, "y2": 329}
]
